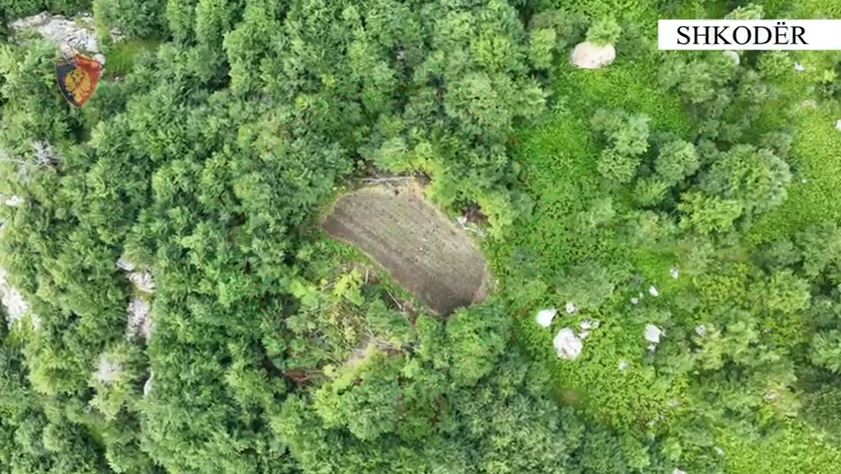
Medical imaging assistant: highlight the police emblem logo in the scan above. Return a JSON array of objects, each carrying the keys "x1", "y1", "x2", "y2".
[{"x1": 55, "y1": 53, "x2": 102, "y2": 108}]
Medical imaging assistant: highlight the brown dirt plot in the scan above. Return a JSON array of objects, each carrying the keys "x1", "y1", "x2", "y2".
[{"x1": 322, "y1": 182, "x2": 491, "y2": 316}]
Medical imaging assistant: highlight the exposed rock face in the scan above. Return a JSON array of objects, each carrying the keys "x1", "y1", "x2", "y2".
[
  {"x1": 116, "y1": 256, "x2": 136, "y2": 272},
  {"x1": 0, "y1": 141, "x2": 61, "y2": 184},
  {"x1": 95, "y1": 354, "x2": 123, "y2": 384},
  {"x1": 143, "y1": 372, "x2": 154, "y2": 397},
  {"x1": 126, "y1": 298, "x2": 152, "y2": 340},
  {"x1": 535, "y1": 308, "x2": 557, "y2": 328},
  {"x1": 723, "y1": 50, "x2": 740, "y2": 65},
  {"x1": 33, "y1": 141, "x2": 61, "y2": 167},
  {"x1": 11, "y1": 12, "x2": 100, "y2": 53},
  {"x1": 570, "y1": 42, "x2": 616, "y2": 69},
  {"x1": 554, "y1": 328, "x2": 583, "y2": 360},
  {"x1": 118, "y1": 256, "x2": 155, "y2": 341},
  {"x1": 0, "y1": 268, "x2": 30, "y2": 327},
  {"x1": 128, "y1": 270, "x2": 156, "y2": 294},
  {"x1": 3, "y1": 195, "x2": 24, "y2": 207},
  {"x1": 118, "y1": 256, "x2": 156, "y2": 294},
  {"x1": 578, "y1": 319, "x2": 598, "y2": 340},
  {"x1": 645, "y1": 324, "x2": 663, "y2": 344}
]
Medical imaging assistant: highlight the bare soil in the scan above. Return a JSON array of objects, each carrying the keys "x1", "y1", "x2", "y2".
[{"x1": 322, "y1": 182, "x2": 490, "y2": 316}]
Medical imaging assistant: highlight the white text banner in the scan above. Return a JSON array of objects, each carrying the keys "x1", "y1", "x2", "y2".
[{"x1": 658, "y1": 20, "x2": 841, "y2": 50}]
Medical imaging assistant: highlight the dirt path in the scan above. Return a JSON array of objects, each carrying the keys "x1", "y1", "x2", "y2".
[{"x1": 322, "y1": 182, "x2": 490, "y2": 315}]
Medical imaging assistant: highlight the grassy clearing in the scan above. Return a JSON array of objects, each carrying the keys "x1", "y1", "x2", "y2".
[
  {"x1": 102, "y1": 38, "x2": 159, "y2": 78},
  {"x1": 490, "y1": 46, "x2": 695, "y2": 428},
  {"x1": 749, "y1": 99, "x2": 841, "y2": 245},
  {"x1": 722, "y1": 420, "x2": 841, "y2": 474},
  {"x1": 495, "y1": 8, "x2": 841, "y2": 471},
  {"x1": 745, "y1": 0, "x2": 841, "y2": 245},
  {"x1": 492, "y1": 55, "x2": 691, "y2": 276}
]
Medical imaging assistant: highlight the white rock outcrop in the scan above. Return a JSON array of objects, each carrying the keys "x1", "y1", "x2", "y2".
[
  {"x1": 126, "y1": 298, "x2": 152, "y2": 340},
  {"x1": 116, "y1": 256, "x2": 135, "y2": 272},
  {"x1": 128, "y1": 270, "x2": 156, "y2": 294},
  {"x1": 835, "y1": 119, "x2": 841, "y2": 132},
  {"x1": 648, "y1": 286, "x2": 660, "y2": 297},
  {"x1": 535, "y1": 308, "x2": 557, "y2": 328},
  {"x1": 578, "y1": 319, "x2": 599, "y2": 340},
  {"x1": 669, "y1": 267, "x2": 680, "y2": 279},
  {"x1": 95, "y1": 354, "x2": 123, "y2": 384},
  {"x1": 570, "y1": 42, "x2": 616, "y2": 69},
  {"x1": 554, "y1": 328, "x2": 583, "y2": 360},
  {"x1": 143, "y1": 372, "x2": 154, "y2": 397},
  {"x1": 118, "y1": 256, "x2": 155, "y2": 340},
  {"x1": 0, "y1": 268, "x2": 30, "y2": 327},
  {"x1": 801, "y1": 99, "x2": 817, "y2": 109},
  {"x1": 11, "y1": 12, "x2": 100, "y2": 53},
  {"x1": 723, "y1": 50, "x2": 740, "y2": 65},
  {"x1": 117, "y1": 256, "x2": 156, "y2": 294},
  {"x1": 565, "y1": 301, "x2": 578, "y2": 315},
  {"x1": 3, "y1": 195, "x2": 24, "y2": 207},
  {"x1": 33, "y1": 141, "x2": 61, "y2": 167},
  {"x1": 644, "y1": 324, "x2": 663, "y2": 344}
]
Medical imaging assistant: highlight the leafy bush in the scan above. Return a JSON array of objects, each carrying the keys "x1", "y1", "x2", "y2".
[
  {"x1": 94, "y1": 0, "x2": 167, "y2": 39},
  {"x1": 586, "y1": 17, "x2": 621, "y2": 45},
  {"x1": 165, "y1": 0, "x2": 198, "y2": 42},
  {"x1": 655, "y1": 140, "x2": 699, "y2": 185},
  {"x1": 591, "y1": 109, "x2": 650, "y2": 184},
  {"x1": 701, "y1": 145, "x2": 791, "y2": 218},
  {"x1": 678, "y1": 192, "x2": 743, "y2": 235},
  {"x1": 0, "y1": 0, "x2": 91, "y2": 19}
]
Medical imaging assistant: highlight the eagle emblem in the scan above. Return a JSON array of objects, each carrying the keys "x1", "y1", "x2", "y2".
[{"x1": 55, "y1": 53, "x2": 102, "y2": 108}]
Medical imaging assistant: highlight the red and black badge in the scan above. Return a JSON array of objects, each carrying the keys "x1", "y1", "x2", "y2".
[{"x1": 55, "y1": 53, "x2": 102, "y2": 108}]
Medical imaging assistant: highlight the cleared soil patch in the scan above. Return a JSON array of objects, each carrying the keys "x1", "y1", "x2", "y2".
[{"x1": 322, "y1": 182, "x2": 490, "y2": 315}]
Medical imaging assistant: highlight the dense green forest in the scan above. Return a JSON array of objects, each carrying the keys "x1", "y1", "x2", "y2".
[{"x1": 1, "y1": 0, "x2": 841, "y2": 472}]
